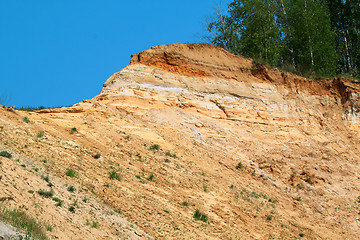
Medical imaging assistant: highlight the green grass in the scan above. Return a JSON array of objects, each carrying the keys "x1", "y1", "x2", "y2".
[
  {"x1": 52, "y1": 197, "x2": 64, "y2": 207},
  {"x1": 23, "y1": 117, "x2": 30, "y2": 123},
  {"x1": 0, "y1": 151, "x2": 12, "y2": 159},
  {"x1": 37, "y1": 189, "x2": 54, "y2": 198},
  {"x1": 149, "y1": 144, "x2": 160, "y2": 150},
  {"x1": 70, "y1": 127, "x2": 77, "y2": 134},
  {"x1": 147, "y1": 173, "x2": 154, "y2": 181},
  {"x1": 236, "y1": 162, "x2": 243, "y2": 169},
  {"x1": 37, "y1": 131, "x2": 45, "y2": 138},
  {"x1": 0, "y1": 205, "x2": 48, "y2": 240},
  {"x1": 181, "y1": 201, "x2": 189, "y2": 206},
  {"x1": 65, "y1": 168, "x2": 78, "y2": 178},
  {"x1": 193, "y1": 209, "x2": 208, "y2": 222},
  {"x1": 91, "y1": 221, "x2": 99, "y2": 228},
  {"x1": 109, "y1": 171, "x2": 121, "y2": 181},
  {"x1": 41, "y1": 175, "x2": 50, "y2": 183},
  {"x1": 67, "y1": 186, "x2": 76, "y2": 192},
  {"x1": 165, "y1": 151, "x2": 177, "y2": 158},
  {"x1": 17, "y1": 106, "x2": 46, "y2": 111}
]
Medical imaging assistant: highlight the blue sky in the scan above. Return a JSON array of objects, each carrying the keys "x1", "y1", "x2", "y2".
[{"x1": 0, "y1": 0, "x2": 231, "y2": 108}]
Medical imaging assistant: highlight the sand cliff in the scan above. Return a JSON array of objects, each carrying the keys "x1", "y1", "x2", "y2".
[{"x1": 1, "y1": 43, "x2": 360, "y2": 239}]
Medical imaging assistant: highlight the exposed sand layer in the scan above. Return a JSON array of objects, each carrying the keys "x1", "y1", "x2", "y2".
[{"x1": 1, "y1": 43, "x2": 360, "y2": 239}]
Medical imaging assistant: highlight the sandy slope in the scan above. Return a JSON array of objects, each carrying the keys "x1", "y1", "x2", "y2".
[{"x1": 1, "y1": 43, "x2": 360, "y2": 239}]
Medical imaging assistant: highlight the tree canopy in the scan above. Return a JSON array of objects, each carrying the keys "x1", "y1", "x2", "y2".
[{"x1": 206, "y1": 0, "x2": 359, "y2": 77}]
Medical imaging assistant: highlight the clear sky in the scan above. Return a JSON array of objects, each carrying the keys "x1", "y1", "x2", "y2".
[{"x1": 0, "y1": 0, "x2": 231, "y2": 108}]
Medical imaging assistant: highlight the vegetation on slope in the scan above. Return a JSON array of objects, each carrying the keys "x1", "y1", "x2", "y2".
[{"x1": 206, "y1": 0, "x2": 360, "y2": 78}]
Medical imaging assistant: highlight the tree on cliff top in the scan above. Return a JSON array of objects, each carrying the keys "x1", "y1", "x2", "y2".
[{"x1": 206, "y1": 0, "x2": 359, "y2": 77}]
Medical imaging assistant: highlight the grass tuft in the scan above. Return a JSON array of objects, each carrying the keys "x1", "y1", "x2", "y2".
[
  {"x1": 0, "y1": 205, "x2": 48, "y2": 240},
  {"x1": 109, "y1": 171, "x2": 121, "y2": 181},
  {"x1": 23, "y1": 117, "x2": 30, "y2": 123},
  {"x1": 70, "y1": 127, "x2": 77, "y2": 134},
  {"x1": 0, "y1": 151, "x2": 12, "y2": 159},
  {"x1": 193, "y1": 209, "x2": 208, "y2": 222},
  {"x1": 149, "y1": 144, "x2": 160, "y2": 150},
  {"x1": 65, "y1": 168, "x2": 78, "y2": 178},
  {"x1": 236, "y1": 162, "x2": 243, "y2": 169},
  {"x1": 37, "y1": 189, "x2": 54, "y2": 198}
]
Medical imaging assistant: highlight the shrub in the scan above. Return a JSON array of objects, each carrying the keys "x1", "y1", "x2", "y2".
[
  {"x1": 109, "y1": 171, "x2": 121, "y2": 181},
  {"x1": 52, "y1": 197, "x2": 64, "y2": 207},
  {"x1": 236, "y1": 162, "x2": 243, "y2": 169},
  {"x1": 67, "y1": 186, "x2": 76, "y2": 192},
  {"x1": 165, "y1": 151, "x2": 177, "y2": 158},
  {"x1": 193, "y1": 209, "x2": 208, "y2": 222},
  {"x1": 68, "y1": 206, "x2": 75, "y2": 213},
  {"x1": 266, "y1": 215, "x2": 273, "y2": 221},
  {"x1": 0, "y1": 205, "x2": 48, "y2": 240},
  {"x1": 23, "y1": 117, "x2": 30, "y2": 123},
  {"x1": 41, "y1": 175, "x2": 50, "y2": 183},
  {"x1": 70, "y1": 127, "x2": 77, "y2": 134},
  {"x1": 37, "y1": 189, "x2": 54, "y2": 198},
  {"x1": 147, "y1": 173, "x2": 154, "y2": 181},
  {"x1": 94, "y1": 153, "x2": 101, "y2": 159},
  {"x1": 65, "y1": 168, "x2": 78, "y2": 178},
  {"x1": 299, "y1": 233, "x2": 305, "y2": 237},
  {"x1": 149, "y1": 144, "x2": 160, "y2": 150},
  {"x1": 91, "y1": 221, "x2": 99, "y2": 228},
  {"x1": 37, "y1": 131, "x2": 44, "y2": 138},
  {"x1": 181, "y1": 201, "x2": 189, "y2": 206},
  {"x1": 0, "y1": 151, "x2": 12, "y2": 159}
]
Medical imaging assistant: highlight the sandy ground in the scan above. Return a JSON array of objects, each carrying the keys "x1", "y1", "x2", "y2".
[{"x1": 1, "y1": 43, "x2": 360, "y2": 239}]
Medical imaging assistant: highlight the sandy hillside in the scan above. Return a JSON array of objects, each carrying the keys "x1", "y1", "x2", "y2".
[{"x1": 1, "y1": 43, "x2": 360, "y2": 239}]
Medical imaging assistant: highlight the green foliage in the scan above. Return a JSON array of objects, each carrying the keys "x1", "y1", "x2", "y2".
[
  {"x1": 68, "y1": 206, "x2": 75, "y2": 213},
  {"x1": 0, "y1": 151, "x2": 12, "y2": 159},
  {"x1": 17, "y1": 106, "x2": 46, "y2": 111},
  {"x1": 91, "y1": 221, "x2": 99, "y2": 228},
  {"x1": 23, "y1": 117, "x2": 30, "y2": 123},
  {"x1": 52, "y1": 197, "x2": 64, "y2": 207},
  {"x1": 37, "y1": 131, "x2": 45, "y2": 138},
  {"x1": 236, "y1": 162, "x2": 243, "y2": 169},
  {"x1": 266, "y1": 215, "x2": 273, "y2": 221},
  {"x1": 67, "y1": 186, "x2": 76, "y2": 192},
  {"x1": 206, "y1": 0, "x2": 354, "y2": 77},
  {"x1": 193, "y1": 209, "x2": 208, "y2": 222},
  {"x1": 94, "y1": 153, "x2": 101, "y2": 159},
  {"x1": 149, "y1": 144, "x2": 160, "y2": 150},
  {"x1": 181, "y1": 201, "x2": 189, "y2": 206},
  {"x1": 109, "y1": 171, "x2": 121, "y2": 181},
  {"x1": 70, "y1": 127, "x2": 77, "y2": 134},
  {"x1": 147, "y1": 173, "x2": 154, "y2": 181},
  {"x1": 37, "y1": 189, "x2": 54, "y2": 198},
  {"x1": 299, "y1": 233, "x2": 305, "y2": 237},
  {"x1": 0, "y1": 205, "x2": 48, "y2": 240},
  {"x1": 41, "y1": 175, "x2": 50, "y2": 183},
  {"x1": 165, "y1": 151, "x2": 177, "y2": 158},
  {"x1": 66, "y1": 168, "x2": 78, "y2": 178}
]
